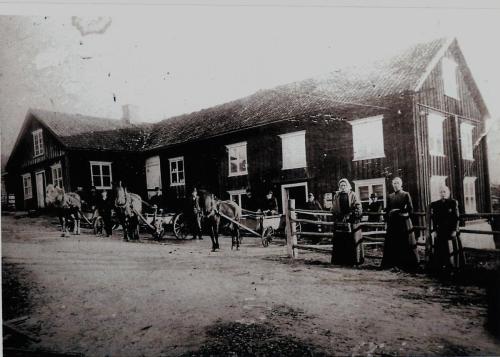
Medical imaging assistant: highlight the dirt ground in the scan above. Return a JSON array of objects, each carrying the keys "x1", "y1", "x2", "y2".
[{"x1": 2, "y1": 213, "x2": 500, "y2": 356}]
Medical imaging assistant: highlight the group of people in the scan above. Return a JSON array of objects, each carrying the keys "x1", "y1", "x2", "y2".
[{"x1": 327, "y1": 176, "x2": 464, "y2": 274}]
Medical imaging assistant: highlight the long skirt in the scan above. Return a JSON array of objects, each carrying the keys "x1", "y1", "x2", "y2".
[
  {"x1": 381, "y1": 215, "x2": 419, "y2": 271},
  {"x1": 427, "y1": 229, "x2": 465, "y2": 271},
  {"x1": 332, "y1": 223, "x2": 364, "y2": 265}
]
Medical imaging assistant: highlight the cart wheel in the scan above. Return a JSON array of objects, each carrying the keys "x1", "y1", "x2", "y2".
[
  {"x1": 173, "y1": 213, "x2": 189, "y2": 239},
  {"x1": 261, "y1": 227, "x2": 273, "y2": 247}
]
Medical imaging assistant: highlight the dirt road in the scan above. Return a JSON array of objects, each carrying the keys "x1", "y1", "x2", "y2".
[{"x1": 2, "y1": 214, "x2": 500, "y2": 356}]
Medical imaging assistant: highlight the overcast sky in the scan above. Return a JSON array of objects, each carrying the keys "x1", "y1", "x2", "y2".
[{"x1": 1, "y1": 2, "x2": 499, "y2": 179}]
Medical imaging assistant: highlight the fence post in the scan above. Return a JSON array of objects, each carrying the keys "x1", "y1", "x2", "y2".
[{"x1": 286, "y1": 199, "x2": 298, "y2": 258}]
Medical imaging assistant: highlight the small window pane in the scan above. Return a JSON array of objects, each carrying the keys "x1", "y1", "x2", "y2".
[
  {"x1": 102, "y1": 165, "x2": 110, "y2": 176},
  {"x1": 102, "y1": 176, "x2": 111, "y2": 187},
  {"x1": 359, "y1": 186, "x2": 369, "y2": 201}
]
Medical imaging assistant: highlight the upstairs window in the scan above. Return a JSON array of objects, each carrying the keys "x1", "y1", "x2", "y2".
[
  {"x1": 460, "y1": 122, "x2": 474, "y2": 161},
  {"x1": 279, "y1": 131, "x2": 306, "y2": 170},
  {"x1": 169, "y1": 156, "x2": 185, "y2": 186},
  {"x1": 90, "y1": 161, "x2": 112, "y2": 189},
  {"x1": 442, "y1": 57, "x2": 459, "y2": 99},
  {"x1": 349, "y1": 115, "x2": 385, "y2": 161},
  {"x1": 226, "y1": 142, "x2": 248, "y2": 176},
  {"x1": 32, "y1": 129, "x2": 44, "y2": 157},
  {"x1": 463, "y1": 176, "x2": 477, "y2": 213},
  {"x1": 22, "y1": 173, "x2": 32, "y2": 200},
  {"x1": 430, "y1": 175, "x2": 447, "y2": 202},
  {"x1": 51, "y1": 162, "x2": 63, "y2": 188},
  {"x1": 428, "y1": 112, "x2": 446, "y2": 156}
]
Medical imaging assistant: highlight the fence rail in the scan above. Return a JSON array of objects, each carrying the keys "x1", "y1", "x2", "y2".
[{"x1": 285, "y1": 199, "x2": 499, "y2": 261}]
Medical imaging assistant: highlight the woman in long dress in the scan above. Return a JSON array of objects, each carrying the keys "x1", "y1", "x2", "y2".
[
  {"x1": 331, "y1": 178, "x2": 363, "y2": 265},
  {"x1": 428, "y1": 185, "x2": 465, "y2": 272},
  {"x1": 381, "y1": 177, "x2": 419, "y2": 271}
]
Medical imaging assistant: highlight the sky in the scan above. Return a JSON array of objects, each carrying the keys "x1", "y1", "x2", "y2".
[{"x1": 1, "y1": 1, "x2": 499, "y2": 180}]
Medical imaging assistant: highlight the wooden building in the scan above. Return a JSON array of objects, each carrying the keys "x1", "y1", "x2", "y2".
[{"x1": 6, "y1": 37, "x2": 491, "y2": 215}]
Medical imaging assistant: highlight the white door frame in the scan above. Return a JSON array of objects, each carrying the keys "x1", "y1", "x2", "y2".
[
  {"x1": 281, "y1": 182, "x2": 308, "y2": 214},
  {"x1": 35, "y1": 170, "x2": 46, "y2": 208}
]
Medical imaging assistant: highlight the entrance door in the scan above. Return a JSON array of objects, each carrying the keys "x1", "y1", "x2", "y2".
[
  {"x1": 281, "y1": 182, "x2": 308, "y2": 213},
  {"x1": 35, "y1": 171, "x2": 46, "y2": 208},
  {"x1": 145, "y1": 156, "x2": 162, "y2": 199}
]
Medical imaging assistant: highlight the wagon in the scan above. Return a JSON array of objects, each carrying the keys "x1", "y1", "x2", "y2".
[
  {"x1": 141, "y1": 211, "x2": 190, "y2": 240},
  {"x1": 224, "y1": 210, "x2": 284, "y2": 247}
]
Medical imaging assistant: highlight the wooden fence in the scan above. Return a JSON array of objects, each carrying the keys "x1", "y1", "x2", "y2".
[{"x1": 285, "y1": 199, "x2": 500, "y2": 261}]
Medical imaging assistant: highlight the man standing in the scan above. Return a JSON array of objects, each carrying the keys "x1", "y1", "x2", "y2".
[
  {"x1": 96, "y1": 190, "x2": 114, "y2": 237},
  {"x1": 188, "y1": 188, "x2": 203, "y2": 240},
  {"x1": 306, "y1": 193, "x2": 323, "y2": 211},
  {"x1": 242, "y1": 188, "x2": 260, "y2": 213}
]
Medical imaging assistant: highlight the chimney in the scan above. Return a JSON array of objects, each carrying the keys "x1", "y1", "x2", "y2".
[{"x1": 122, "y1": 104, "x2": 141, "y2": 124}]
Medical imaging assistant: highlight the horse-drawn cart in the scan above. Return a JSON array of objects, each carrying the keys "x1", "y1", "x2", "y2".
[
  {"x1": 140, "y1": 211, "x2": 190, "y2": 240},
  {"x1": 225, "y1": 210, "x2": 284, "y2": 247}
]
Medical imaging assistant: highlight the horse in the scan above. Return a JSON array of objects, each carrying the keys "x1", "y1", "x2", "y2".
[
  {"x1": 45, "y1": 184, "x2": 82, "y2": 237},
  {"x1": 198, "y1": 190, "x2": 242, "y2": 251},
  {"x1": 114, "y1": 184, "x2": 143, "y2": 241}
]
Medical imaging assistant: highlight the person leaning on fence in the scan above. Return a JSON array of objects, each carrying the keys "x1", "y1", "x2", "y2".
[
  {"x1": 428, "y1": 185, "x2": 465, "y2": 274},
  {"x1": 242, "y1": 188, "x2": 261, "y2": 213},
  {"x1": 96, "y1": 189, "x2": 114, "y2": 237},
  {"x1": 188, "y1": 188, "x2": 203, "y2": 240},
  {"x1": 367, "y1": 193, "x2": 382, "y2": 222},
  {"x1": 330, "y1": 178, "x2": 364, "y2": 265},
  {"x1": 381, "y1": 177, "x2": 420, "y2": 272},
  {"x1": 306, "y1": 193, "x2": 324, "y2": 241}
]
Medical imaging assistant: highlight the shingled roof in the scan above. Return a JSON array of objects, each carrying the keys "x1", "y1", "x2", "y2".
[
  {"x1": 145, "y1": 37, "x2": 451, "y2": 150},
  {"x1": 29, "y1": 109, "x2": 154, "y2": 151},
  {"x1": 17, "y1": 37, "x2": 486, "y2": 155}
]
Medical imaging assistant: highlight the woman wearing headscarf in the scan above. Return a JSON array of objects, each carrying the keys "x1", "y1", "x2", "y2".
[
  {"x1": 331, "y1": 178, "x2": 364, "y2": 265},
  {"x1": 381, "y1": 177, "x2": 419, "y2": 271},
  {"x1": 428, "y1": 185, "x2": 465, "y2": 273}
]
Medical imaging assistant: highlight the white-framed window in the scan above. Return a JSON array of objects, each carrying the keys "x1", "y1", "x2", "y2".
[
  {"x1": 32, "y1": 129, "x2": 44, "y2": 157},
  {"x1": 169, "y1": 156, "x2": 185, "y2": 186},
  {"x1": 146, "y1": 156, "x2": 162, "y2": 198},
  {"x1": 279, "y1": 130, "x2": 307, "y2": 170},
  {"x1": 460, "y1": 122, "x2": 474, "y2": 161},
  {"x1": 51, "y1": 162, "x2": 63, "y2": 188},
  {"x1": 442, "y1": 57, "x2": 459, "y2": 99},
  {"x1": 228, "y1": 189, "x2": 246, "y2": 207},
  {"x1": 349, "y1": 115, "x2": 385, "y2": 161},
  {"x1": 90, "y1": 161, "x2": 112, "y2": 189},
  {"x1": 430, "y1": 175, "x2": 447, "y2": 202},
  {"x1": 22, "y1": 173, "x2": 32, "y2": 200},
  {"x1": 427, "y1": 112, "x2": 446, "y2": 156},
  {"x1": 463, "y1": 176, "x2": 477, "y2": 213},
  {"x1": 226, "y1": 142, "x2": 248, "y2": 177},
  {"x1": 353, "y1": 177, "x2": 387, "y2": 210}
]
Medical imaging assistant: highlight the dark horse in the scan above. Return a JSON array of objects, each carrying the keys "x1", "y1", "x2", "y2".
[
  {"x1": 45, "y1": 184, "x2": 82, "y2": 237},
  {"x1": 114, "y1": 184, "x2": 143, "y2": 241},
  {"x1": 198, "y1": 190, "x2": 242, "y2": 251}
]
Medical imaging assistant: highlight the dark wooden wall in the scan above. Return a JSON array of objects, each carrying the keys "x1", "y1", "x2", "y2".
[{"x1": 413, "y1": 43, "x2": 490, "y2": 213}]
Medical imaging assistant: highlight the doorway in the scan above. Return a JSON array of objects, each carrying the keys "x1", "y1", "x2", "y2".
[
  {"x1": 281, "y1": 182, "x2": 308, "y2": 213},
  {"x1": 35, "y1": 170, "x2": 46, "y2": 208}
]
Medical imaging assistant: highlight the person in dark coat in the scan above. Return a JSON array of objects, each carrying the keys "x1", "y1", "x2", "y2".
[
  {"x1": 381, "y1": 177, "x2": 420, "y2": 272},
  {"x1": 367, "y1": 193, "x2": 383, "y2": 222},
  {"x1": 241, "y1": 188, "x2": 260, "y2": 213},
  {"x1": 428, "y1": 185, "x2": 465, "y2": 273},
  {"x1": 187, "y1": 188, "x2": 203, "y2": 240},
  {"x1": 96, "y1": 189, "x2": 114, "y2": 237},
  {"x1": 306, "y1": 192, "x2": 323, "y2": 211},
  {"x1": 331, "y1": 178, "x2": 363, "y2": 265},
  {"x1": 262, "y1": 190, "x2": 279, "y2": 216},
  {"x1": 149, "y1": 187, "x2": 164, "y2": 213}
]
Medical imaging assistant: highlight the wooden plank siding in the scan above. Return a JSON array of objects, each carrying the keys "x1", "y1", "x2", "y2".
[{"x1": 413, "y1": 43, "x2": 490, "y2": 214}]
